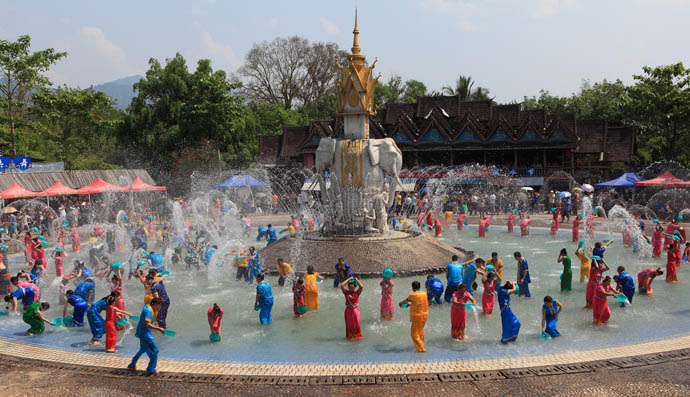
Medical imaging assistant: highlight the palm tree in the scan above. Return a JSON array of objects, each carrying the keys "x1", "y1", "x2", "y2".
[
  {"x1": 442, "y1": 75, "x2": 493, "y2": 101},
  {"x1": 442, "y1": 75, "x2": 475, "y2": 100}
]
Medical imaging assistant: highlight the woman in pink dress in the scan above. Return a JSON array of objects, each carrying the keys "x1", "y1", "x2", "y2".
[
  {"x1": 572, "y1": 214, "x2": 581, "y2": 242},
  {"x1": 520, "y1": 216, "x2": 531, "y2": 236},
  {"x1": 638, "y1": 267, "x2": 663, "y2": 295},
  {"x1": 380, "y1": 277, "x2": 394, "y2": 320},
  {"x1": 666, "y1": 243, "x2": 679, "y2": 282},
  {"x1": 665, "y1": 220, "x2": 676, "y2": 248},
  {"x1": 71, "y1": 226, "x2": 80, "y2": 253},
  {"x1": 593, "y1": 276, "x2": 621, "y2": 325},
  {"x1": 340, "y1": 277, "x2": 364, "y2": 340},
  {"x1": 507, "y1": 213, "x2": 515, "y2": 233},
  {"x1": 550, "y1": 208, "x2": 560, "y2": 236},
  {"x1": 451, "y1": 283, "x2": 476, "y2": 340},
  {"x1": 481, "y1": 272, "x2": 496, "y2": 315},
  {"x1": 652, "y1": 223, "x2": 664, "y2": 257},
  {"x1": 586, "y1": 212, "x2": 596, "y2": 237},
  {"x1": 457, "y1": 214, "x2": 465, "y2": 231},
  {"x1": 478, "y1": 218, "x2": 488, "y2": 237}
]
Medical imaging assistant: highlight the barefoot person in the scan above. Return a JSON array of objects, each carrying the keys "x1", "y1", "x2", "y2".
[
  {"x1": 498, "y1": 281, "x2": 520, "y2": 344},
  {"x1": 23, "y1": 302, "x2": 55, "y2": 335},
  {"x1": 399, "y1": 281, "x2": 428, "y2": 352},
  {"x1": 638, "y1": 267, "x2": 663, "y2": 295},
  {"x1": 541, "y1": 296, "x2": 563, "y2": 338},
  {"x1": 127, "y1": 297, "x2": 164, "y2": 375},
  {"x1": 254, "y1": 273, "x2": 274, "y2": 325},
  {"x1": 593, "y1": 276, "x2": 623, "y2": 326}
]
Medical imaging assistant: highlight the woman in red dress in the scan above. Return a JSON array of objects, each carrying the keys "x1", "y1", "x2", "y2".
[
  {"x1": 451, "y1": 283, "x2": 476, "y2": 340},
  {"x1": 340, "y1": 277, "x2": 364, "y2": 340},
  {"x1": 652, "y1": 223, "x2": 664, "y2": 257},
  {"x1": 481, "y1": 272, "x2": 497, "y2": 315},
  {"x1": 104, "y1": 292, "x2": 132, "y2": 353},
  {"x1": 592, "y1": 276, "x2": 621, "y2": 326}
]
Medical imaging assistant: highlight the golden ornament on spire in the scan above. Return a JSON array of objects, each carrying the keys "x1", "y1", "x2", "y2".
[{"x1": 336, "y1": 9, "x2": 379, "y2": 118}]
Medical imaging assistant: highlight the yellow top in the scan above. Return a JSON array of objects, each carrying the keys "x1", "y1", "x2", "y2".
[
  {"x1": 305, "y1": 273, "x2": 321, "y2": 286},
  {"x1": 407, "y1": 291, "x2": 428, "y2": 322},
  {"x1": 576, "y1": 252, "x2": 590, "y2": 267},
  {"x1": 236, "y1": 254, "x2": 248, "y2": 268},
  {"x1": 288, "y1": 225, "x2": 296, "y2": 235},
  {"x1": 278, "y1": 262, "x2": 293, "y2": 276}
]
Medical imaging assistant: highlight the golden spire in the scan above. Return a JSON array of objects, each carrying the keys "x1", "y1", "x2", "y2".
[
  {"x1": 351, "y1": 9, "x2": 360, "y2": 55},
  {"x1": 349, "y1": 9, "x2": 365, "y2": 68}
]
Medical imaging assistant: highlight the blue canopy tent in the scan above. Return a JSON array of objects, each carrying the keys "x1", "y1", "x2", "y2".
[
  {"x1": 217, "y1": 175, "x2": 267, "y2": 188},
  {"x1": 594, "y1": 173, "x2": 646, "y2": 188}
]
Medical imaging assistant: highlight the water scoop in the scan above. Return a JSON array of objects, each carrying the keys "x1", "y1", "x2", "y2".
[
  {"x1": 486, "y1": 265, "x2": 494, "y2": 272},
  {"x1": 116, "y1": 318, "x2": 128, "y2": 326},
  {"x1": 38, "y1": 235, "x2": 44, "y2": 240},
  {"x1": 129, "y1": 315, "x2": 140, "y2": 321},
  {"x1": 513, "y1": 209, "x2": 518, "y2": 214},
  {"x1": 578, "y1": 240, "x2": 585, "y2": 248},
  {"x1": 0, "y1": 310, "x2": 9, "y2": 316},
  {"x1": 0, "y1": 245, "x2": 7, "y2": 251},
  {"x1": 160, "y1": 271, "x2": 170, "y2": 276},
  {"x1": 616, "y1": 294, "x2": 628, "y2": 304},
  {"x1": 52, "y1": 317, "x2": 63, "y2": 326},
  {"x1": 136, "y1": 261, "x2": 146, "y2": 268},
  {"x1": 254, "y1": 305, "x2": 261, "y2": 311},
  {"x1": 41, "y1": 241, "x2": 48, "y2": 246},
  {"x1": 64, "y1": 316, "x2": 74, "y2": 327},
  {"x1": 163, "y1": 330, "x2": 176, "y2": 337},
  {"x1": 539, "y1": 332, "x2": 552, "y2": 340},
  {"x1": 112, "y1": 262, "x2": 123, "y2": 269},
  {"x1": 399, "y1": 300, "x2": 409, "y2": 309},
  {"x1": 210, "y1": 333, "x2": 221, "y2": 343},
  {"x1": 514, "y1": 285, "x2": 519, "y2": 294},
  {"x1": 653, "y1": 219, "x2": 659, "y2": 223},
  {"x1": 32, "y1": 227, "x2": 39, "y2": 232},
  {"x1": 464, "y1": 303, "x2": 474, "y2": 310},
  {"x1": 297, "y1": 305, "x2": 308, "y2": 315},
  {"x1": 382, "y1": 268, "x2": 394, "y2": 279}
]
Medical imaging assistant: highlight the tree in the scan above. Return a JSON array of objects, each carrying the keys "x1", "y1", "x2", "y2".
[
  {"x1": 0, "y1": 35, "x2": 66, "y2": 156},
  {"x1": 627, "y1": 63, "x2": 690, "y2": 164},
  {"x1": 121, "y1": 54, "x2": 245, "y2": 184},
  {"x1": 402, "y1": 79, "x2": 427, "y2": 103},
  {"x1": 32, "y1": 87, "x2": 121, "y2": 169},
  {"x1": 238, "y1": 36, "x2": 346, "y2": 109},
  {"x1": 442, "y1": 75, "x2": 491, "y2": 101},
  {"x1": 374, "y1": 75, "x2": 404, "y2": 109}
]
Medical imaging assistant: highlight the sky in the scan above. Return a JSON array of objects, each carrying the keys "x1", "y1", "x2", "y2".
[{"x1": 2, "y1": 0, "x2": 690, "y2": 103}]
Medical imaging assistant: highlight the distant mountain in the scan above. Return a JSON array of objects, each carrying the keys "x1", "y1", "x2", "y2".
[{"x1": 93, "y1": 75, "x2": 143, "y2": 110}]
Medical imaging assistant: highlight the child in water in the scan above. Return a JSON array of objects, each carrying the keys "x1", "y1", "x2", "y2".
[
  {"x1": 292, "y1": 277, "x2": 306, "y2": 319},
  {"x1": 208, "y1": 303, "x2": 223, "y2": 342}
]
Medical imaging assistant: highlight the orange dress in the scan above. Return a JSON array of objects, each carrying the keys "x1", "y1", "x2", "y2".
[{"x1": 304, "y1": 273, "x2": 321, "y2": 310}]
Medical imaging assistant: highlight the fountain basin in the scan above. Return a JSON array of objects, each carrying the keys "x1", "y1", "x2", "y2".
[{"x1": 258, "y1": 230, "x2": 476, "y2": 277}]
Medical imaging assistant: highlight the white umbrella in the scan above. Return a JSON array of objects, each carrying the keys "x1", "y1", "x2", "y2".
[
  {"x1": 582, "y1": 184, "x2": 594, "y2": 193},
  {"x1": 521, "y1": 187, "x2": 534, "y2": 191},
  {"x1": 558, "y1": 191, "x2": 572, "y2": 198}
]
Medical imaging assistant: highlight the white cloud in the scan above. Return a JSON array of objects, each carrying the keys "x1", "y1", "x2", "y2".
[
  {"x1": 319, "y1": 16, "x2": 342, "y2": 35},
  {"x1": 78, "y1": 27, "x2": 135, "y2": 76},
  {"x1": 421, "y1": 0, "x2": 476, "y2": 11},
  {"x1": 266, "y1": 17, "x2": 278, "y2": 27},
  {"x1": 532, "y1": 0, "x2": 578, "y2": 19},
  {"x1": 202, "y1": 31, "x2": 240, "y2": 70}
]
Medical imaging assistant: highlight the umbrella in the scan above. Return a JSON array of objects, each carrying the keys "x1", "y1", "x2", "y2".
[
  {"x1": 558, "y1": 192, "x2": 571, "y2": 198},
  {"x1": 520, "y1": 187, "x2": 534, "y2": 191},
  {"x1": 2, "y1": 206, "x2": 18, "y2": 214},
  {"x1": 582, "y1": 184, "x2": 594, "y2": 193}
]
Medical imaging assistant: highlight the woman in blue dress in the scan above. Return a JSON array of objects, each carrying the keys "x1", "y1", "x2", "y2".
[
  {"x1": 541, "y1": 295, "x2": 563, "y2": 338},
  {"x1": 497, "y1": 281, "x2": 520, "y2": 344}
]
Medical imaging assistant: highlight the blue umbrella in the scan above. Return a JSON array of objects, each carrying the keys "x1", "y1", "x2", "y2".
[{"x1": 217, "y1": 175, "x2": 267, "y2": 188}]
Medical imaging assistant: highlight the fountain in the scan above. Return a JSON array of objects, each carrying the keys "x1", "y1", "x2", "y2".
[{"x1": 258, "y1": 13, "x2": 475, "y2": 274}]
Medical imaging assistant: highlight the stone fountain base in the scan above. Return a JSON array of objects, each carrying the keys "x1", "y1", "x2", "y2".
[{"x1": 258, "y1": 230, "x2": 476, "y2": 278}]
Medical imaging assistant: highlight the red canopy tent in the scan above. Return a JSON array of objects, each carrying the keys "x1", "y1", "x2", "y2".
[
  {"x1": 36, "y1": 181, "x2": 81, "y2": 197},
  {"x1": 634, "y1": 171, "x2": 687, "y2": 187},
  {"x1": 129, "y1": 177, "x2": 166, "y2": 192},
  {"x1": 77, "y1": 178, "x2": 129, "y2": 194},
  {"x1": 0, "y1": 182, "x2": 37, "y2": 199}
]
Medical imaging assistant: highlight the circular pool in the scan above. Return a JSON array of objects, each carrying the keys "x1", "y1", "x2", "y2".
[{"x1": 0, "y1": 226, "x2": 685, "y2": 364}]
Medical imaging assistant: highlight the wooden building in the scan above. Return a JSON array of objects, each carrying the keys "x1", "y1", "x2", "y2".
[{"x1": 258, "y1": 96, "x2": 635, "y2": 185}]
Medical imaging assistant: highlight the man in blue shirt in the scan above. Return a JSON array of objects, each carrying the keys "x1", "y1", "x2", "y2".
[
  {"x1": 256, "y1": 225, "x2": 268, "y2": 241},
  {"x1": 247, "y1": 246, "x2": 261, "y2": 285},
  {"x1": 615, "y1": 266, "x2": 635, "y2": 305},
  {"x1": 254, "y1": 274, "x2": 274, "y2": 324},
  {"x1": 128, "y1": 297, "x2": 164, "y2": 374},
  {"x1": 266, "y1": 224, "x2": 278, "y2": 246},
  {"x1": 514, "y1": 252, "x2": 531, "y2": 298},
  {"x1": 592, "y1": 240, "x2": 612, "y2": 260},
  {"x1": 444, "y1": 255, "x2": 463, "y2": 303},
  {"x1": 425, "y1": 275, "x2": 444, "y2": 304},
  {"x1": 334, "y1": 257, "x2": 353, "y2": 288},
  {"x1": 204, "y1": 245, "x2": 217, "y2": 266},
  {"x1": 462, "y1": 258, "x2": 481, "y2": 295},
  {"x1": 145, "y1": 252, "x2": 165, "y2": 273}
]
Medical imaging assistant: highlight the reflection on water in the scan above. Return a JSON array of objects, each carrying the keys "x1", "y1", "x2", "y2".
[{"x1": 0, "y1": 226, "x2": 686, "y2": 364}]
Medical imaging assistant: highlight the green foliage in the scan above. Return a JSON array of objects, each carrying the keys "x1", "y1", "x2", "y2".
[
  {"x1": 442, "y1": 75, "x2": 491, "y2": 101},
  {"x1": 0, "y1": 34, "x2": 67, "y2": 156},
  {"x1": 31, "y1": 86, "x2": 121, "y2": 169},
  {"x1": 374, "y1": 76, "x2": 428, "y2": 109}
]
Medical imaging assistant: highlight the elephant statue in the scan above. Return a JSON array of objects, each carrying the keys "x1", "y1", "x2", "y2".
[{"x1": 367, "y1": 138, "x2": 404, "y2": 208}]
